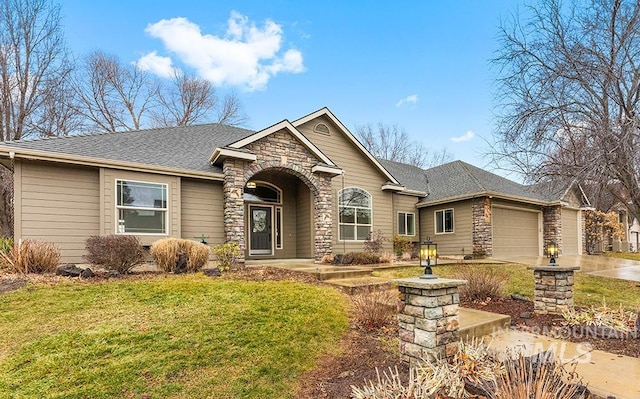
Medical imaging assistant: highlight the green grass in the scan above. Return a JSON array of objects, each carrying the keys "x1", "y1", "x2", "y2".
[
  {"x1": 374, "y1": 263, "x2": 640, "y2": 310},
  {"x1": 0, "y1": 274, "x2": 349, "y2": 399},
  {"x1": 603, "y1": 252, "x2": 640, "y2": 261}
]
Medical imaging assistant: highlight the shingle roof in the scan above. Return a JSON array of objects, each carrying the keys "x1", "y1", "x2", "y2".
[
  {"x1": 377, "y1": 159, "x2": 430, "y2": 193},
  {"x1": 527, "y1": 180, "x2": 574, "y2": 202},
  {"x1": 0, "y1": 124, "x2": 256, "y2": 174},
  {"x1": 419, "y1": 160, "x2": 548, "y2": 204}
]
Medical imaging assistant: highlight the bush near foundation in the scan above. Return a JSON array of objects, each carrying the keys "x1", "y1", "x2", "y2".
[
  {"x1": 84, "y1": 235, "x2": 145, "y2": 274},
  {"x1": 392, "y1": 234, "x2": 413, "y2": 258},
  {"x1": 0, "y1": 239, "x2": 60, "y2": 274},
  {"x1": 151, "y1": 238, "x2": 210, "y2": 273},
  {"x1": 212, "y1": 241, "x2": 241, "y2": 271},
  {"x1": 333, "y1": 252, "x2": 381, "y2": 265}
]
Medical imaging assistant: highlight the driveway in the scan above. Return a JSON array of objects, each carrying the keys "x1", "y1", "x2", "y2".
[{"x1": 497, "y1": 254, "x2": 640, "y2": 282}]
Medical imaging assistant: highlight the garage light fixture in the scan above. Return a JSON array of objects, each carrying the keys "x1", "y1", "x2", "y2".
[
  {"x1": 420, "y1": 237, "x2": 438, "y2": 279},
  {"x1": 547, "y1": 241, "x2": 558, "y2": 265}
]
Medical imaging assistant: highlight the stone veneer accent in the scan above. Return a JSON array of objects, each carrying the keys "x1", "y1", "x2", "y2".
[
  {"x1": 543, "y1": 205, "x2": 562, "y2": 254},
  {"x1": 222, "y1": 129, "x2": 335, "y2": 262},
  {"x1": 527, "y1": 265, "x2": 579, "y2": 314},
  {"x1": 472, "y1": 197, "x2": 492, "y2": 257},
  {"x1": 395, "y1": 277, "x2": 467, "y2": 367}
]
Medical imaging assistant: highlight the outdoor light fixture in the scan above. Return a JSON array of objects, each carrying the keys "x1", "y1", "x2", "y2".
[
  {"x1": 246, "y1": 181, "x2": 257, "y2": 189},
  {"x1": 420, "y1": 237, "x2": 438, "y2": 279},
  {"x1": 547, "y1": 241, "x2": 559, "y2": 265}
]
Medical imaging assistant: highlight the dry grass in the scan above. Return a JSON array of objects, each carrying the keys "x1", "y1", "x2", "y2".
[
  {"x1": 0, "y1": 239, "x2": 60, "y2": 274},
  {"x1": 151, "y1": 238, "x2": 210, "y2": 273}
]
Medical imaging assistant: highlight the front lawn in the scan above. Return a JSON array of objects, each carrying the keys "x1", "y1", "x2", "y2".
[
  {"x1": 0, "y1": 274, "x2": 349, "y2": 399},
  {"x1": 374, "y1": 263, "x2": 640, "y2": 310},
  {"x1": 603, "y1": 252, "x2": 640, "y2": 262}
]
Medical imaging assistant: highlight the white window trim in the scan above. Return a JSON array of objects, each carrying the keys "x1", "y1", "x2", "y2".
[
  {"x1": 398, "y1": 212, "x2": 416, "y2": 236},
  {"x1": 434, "y1": 208, "x2": 454, "y2": 235},
  {"x1": 338, "y1": 187, "x2": 373, "y2": 242},
  {"x1": 115, "y1": 179, "x2": 169, "y2": 236}
]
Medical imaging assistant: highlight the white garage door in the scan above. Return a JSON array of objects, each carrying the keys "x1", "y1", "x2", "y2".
[
  {"x1": 493, "y1": 206, "x2": 541, "y2": 257},
  {"x1": 562, "y1": 209, "x2": 579, "y2": 255}
]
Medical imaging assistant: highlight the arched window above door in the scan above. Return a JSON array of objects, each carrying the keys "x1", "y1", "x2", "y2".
[{"x1": 244, "y1": 181, "x2": 281, "y2": 203}]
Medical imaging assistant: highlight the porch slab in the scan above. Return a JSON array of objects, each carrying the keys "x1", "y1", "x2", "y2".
[
  {"x1": 458, "y1": 307, "x2": 511, "y2": 341},
  {"x1": 324, "y1": 276, "x2": 393, "y2": 294}
]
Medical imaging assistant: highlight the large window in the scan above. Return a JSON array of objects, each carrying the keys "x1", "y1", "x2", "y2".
[
  {"x1": 339, "y1": 187, "x2": 372, "y2": 241},
  {"x1": 398, "y1": 212, "x2": 415, "y2": 236},
  {"x1": 435, "y1": 209, "x2": 454, "y2": 234},
  {"x1": 116, "y1": 180, "x2": 167, "y2": 234}
]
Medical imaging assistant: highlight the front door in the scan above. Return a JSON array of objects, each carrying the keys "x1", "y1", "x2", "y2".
[{"x1": 249, "y1": 205, "x2": 272, "y2": 255}]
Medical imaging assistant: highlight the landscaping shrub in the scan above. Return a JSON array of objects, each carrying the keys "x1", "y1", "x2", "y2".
[
  {"x1": 562, "y1": 299, "x2": 638, "y2": 337},
  {"x1": 333, "y1": 252, "x2": 381, "y2": 265},
  {"x1": 452, "y1": 265, "x2": 507, "y2": 302},
  {"x1": 0, "y1": 239, "x2": 60, "y2": 274},
  {"x1": 212, "y1": 241, "x2": 241, "y2": 271},
  {"x1": 392, "y1": 234, "x2": 413, "y2": 257},
  {"x1": 363, "y1": 230, "x2": 386, "y2": 254},
  {"x1": 351, "y1": 288, "x2": 396, "y2": 331},
  {"x1": 352, "y1": 340, "x2": 586, "y2": 399},
  {"x1": 84, "y1": 235, "x2": 145, "y2": 274},
  {"x1": 151, "y1": 238, "x2": 211, "y2": 273}
]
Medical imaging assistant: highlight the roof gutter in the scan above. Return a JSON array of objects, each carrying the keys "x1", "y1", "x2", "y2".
[
  {"x1": 415, "y1": 191, "x2": 552, "y2": 208},
  {"x1": 0, "y1": 146, "x2": 225, "y2": 181}
]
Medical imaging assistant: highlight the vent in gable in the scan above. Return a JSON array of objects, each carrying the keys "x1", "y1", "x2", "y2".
[{"x1": 314, "y1": 123, "x2": 330, "y2": 135}]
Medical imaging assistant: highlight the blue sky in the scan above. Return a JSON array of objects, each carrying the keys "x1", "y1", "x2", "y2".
[{"x1": 58, "y1": 0, "x2": 521, "y2": 171}]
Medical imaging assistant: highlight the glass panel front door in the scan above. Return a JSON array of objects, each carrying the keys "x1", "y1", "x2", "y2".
[{"x1": 250, "y1": 205, "x2": 272, "y2": 255}]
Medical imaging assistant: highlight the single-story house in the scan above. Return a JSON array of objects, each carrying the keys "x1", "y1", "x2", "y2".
[{"x1": 0, "y1": 107, "x2": 590, "y2": 263}]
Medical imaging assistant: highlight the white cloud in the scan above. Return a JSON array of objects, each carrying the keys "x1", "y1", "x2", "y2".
[
  {"x1": 396, "y1": 94, "x2": 419, "y2": 107},
  {"x1": 135, "y1": 51, "x2": 178, "y2": 78},
  {"x1": 140, "y1": 12, "x2": 305, "y2": 91},
  {"x1": 450, "y1": 130, "x2": 475, "y2": 142}
]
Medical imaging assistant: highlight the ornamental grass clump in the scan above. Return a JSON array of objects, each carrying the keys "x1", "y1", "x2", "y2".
[
  {"x1": 151, "y1": 238, "x2": 210, "y2": 273},
  {"x1": 84, "y1": 235, "x2": 146, "y2": 274},
  {"x1": 563, "y1": 299, "x2": 638, "y2": 337},
  {"x1": 0, "y1": 239, "x2": 60, "y2": 274}
]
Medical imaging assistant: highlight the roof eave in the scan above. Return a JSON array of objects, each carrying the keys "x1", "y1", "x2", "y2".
[
  {"x1": 311, "y1": 163, "x2": 343, "y2": 177},
  {"x1": 209, "y1": 147, "x2": 257, "y2": 165},
  {"x1": 0, "y1": 146, "x2": 225, "y2": 181},
  {"x1": 416, "y1": 191, "x2": 550, "y2": 208}
]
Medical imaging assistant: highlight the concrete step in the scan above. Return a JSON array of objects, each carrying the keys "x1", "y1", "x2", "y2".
[
  {"x1": 325, "y1": 276, "x2": 393, "y2": 294},
  {"x1": 459, "y1": 307, "x2": 511, "y2": 341}
]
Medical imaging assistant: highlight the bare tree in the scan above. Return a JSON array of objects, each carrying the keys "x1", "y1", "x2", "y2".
[
  {"x1": 491, "y1": 0, "x2": 640, "y2": 221},
  {"x1": 75, "y1": 51, "x2": 159, "y2": 132},
  {"x1": 151, "y1": 72, "x2": 247, "y2": 127},
  {"x1": 0, "y1": 0, "x2": 73, "y2": 141},
  {"x1": 355, "y1": 122, "x2": 452, "y2": 168},
  {"x1": 0, "y1": 0, "x2": 73, "y2": 237}
]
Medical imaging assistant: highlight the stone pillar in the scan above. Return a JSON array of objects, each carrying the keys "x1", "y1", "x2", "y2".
[
  {"x1": 313, "y1": 175, "x2": 333, "y2": 261},
  {"x1": 527, "y1": 265, "x2": 580, "y2": 314},
  {"x1": 395, "y1": 277, "x2": 467, "y2": 367},
  {"x1": 472, "y1": 197, "x2": 492, "y2": 257},
  {"x1": 543, "y1": 205, "x2": 562, "y2": 254},
  {"x1": 223, "y1": 159, "x2": 247, "y2": 263}
]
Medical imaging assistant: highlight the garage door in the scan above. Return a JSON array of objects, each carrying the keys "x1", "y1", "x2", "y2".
[
  {"x1": 493, "y1": 206, "x2": 541, "y2": 257},
  {"x1": 562, "y1": 209, "x2": 579, "y2": 255}
]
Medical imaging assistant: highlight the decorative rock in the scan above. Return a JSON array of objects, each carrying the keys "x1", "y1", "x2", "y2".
[
  {"x1": 56, "y1": 263, "x2": 83, "y2": 277},
  {"x1": 80, "y1": 268, "x2": 94, "y2": 278},
  {"x1": 203, "y1": 268, "x2": 222, "y2": 277},
  {"x1": 511, "y1": 294, "x2": 530, "y2": 302},
  {"x1": 520, "y1": 312, "x2": 532, "y2": 319}
]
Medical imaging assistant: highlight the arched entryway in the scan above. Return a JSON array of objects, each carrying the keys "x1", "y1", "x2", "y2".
[{"x1": 243, "y1": 168, "x2": 314, "y2": 260}]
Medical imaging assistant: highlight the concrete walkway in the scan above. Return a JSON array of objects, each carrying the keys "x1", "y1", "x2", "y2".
[
  {"x1": 499, "y1": 254, "x2": 640, "y2": 282},
  {"x1": 488, "y1": 328, "x2": 640, "y2": 399}
]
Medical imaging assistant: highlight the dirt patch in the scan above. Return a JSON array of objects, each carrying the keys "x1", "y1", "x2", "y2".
[{"x1": 0, "y1": 276, "x2": 27, "y2": 295}]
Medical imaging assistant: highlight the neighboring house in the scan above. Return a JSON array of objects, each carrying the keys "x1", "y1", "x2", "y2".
[{"x1": 0, "y1": 107, "x2": 590, "y2": 263}]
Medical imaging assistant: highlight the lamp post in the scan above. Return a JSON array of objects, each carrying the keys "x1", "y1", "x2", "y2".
[
  {"x1": 547, "y1": 241, "x2": 558, "y2": 265},
  {"x1": 420, "y1": 237, "x2": 438, "y2": 279}
]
